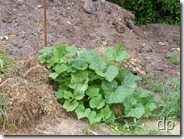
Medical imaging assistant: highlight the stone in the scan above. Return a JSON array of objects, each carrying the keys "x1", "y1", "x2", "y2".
[
  {"x1": 83, "y1": 0, "x2": 98, "y2": 14},
  {"x1": 158, "y1": 42, "x2": 166, "y2": 46},
  {"x1": 37, "y1": 5, "x2": 43, "y2": 9},
  {"x1": 0, "y1": 36, "x2": 9, "y2": 41},
  {"x1": 138, "y1": 70, "x2": 146, "y2": 75},
  {"x1": 142, "y1": 46, "x2": 153, "y2": 53},
  {"x1": 102, "y1": 41, "x2": 107, "y2": 46}
]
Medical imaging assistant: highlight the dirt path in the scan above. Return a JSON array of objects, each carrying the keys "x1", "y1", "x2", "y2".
[{"x1": 0, "y1": 0, "x2": 180, "y2": 135}]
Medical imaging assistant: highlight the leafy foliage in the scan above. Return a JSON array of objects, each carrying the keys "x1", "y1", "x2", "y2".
[
  {"x1": 107, "y1": 0, "x2": 180, "y2": 25},
  {"x1": 0, "y1": 51, "x2": 23, "y2": 77},
  {"x1": 39, "y1": 43, "x2": 156, "y2": 125}
]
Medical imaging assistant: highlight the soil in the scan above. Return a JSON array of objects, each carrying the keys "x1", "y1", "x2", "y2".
[{"x1": 0, "y1": 0, "x2": 180, "y2": 135}]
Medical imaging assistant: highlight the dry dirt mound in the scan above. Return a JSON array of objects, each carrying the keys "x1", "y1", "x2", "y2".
[{"x1": 0, "y1": 57, "x2": 89, "y2": 135}]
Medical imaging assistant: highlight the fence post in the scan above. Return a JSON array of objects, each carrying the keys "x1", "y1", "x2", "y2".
[{"x1": 44, "y1": 0, "x2": 47, "y2": 46}]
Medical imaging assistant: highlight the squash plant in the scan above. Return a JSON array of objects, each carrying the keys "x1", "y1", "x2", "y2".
[{"x1": 39, "y1": 44, "x2": 157, "y2": 125}]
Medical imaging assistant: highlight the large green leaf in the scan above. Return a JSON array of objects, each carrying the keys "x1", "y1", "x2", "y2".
[
  {"x1": 140, "y1": 94, "x2": 157, "y2": 118},
  {"x1": 54, "y1": 64, "x2": 68, "y2": 74},
  {"x1": 74, "y1": 84, "x2": 88, "y2": 100},
  {"x1": 53, "y1": 45, "x2": 67, "y2": 60},
  {"x1": 46, "y1": 57, "x2": 55, "y2": 68},
  {"x1": 72, "y1": 59, "x2": 88, "y2": 70},
  {"x1": 86, "y1": 86, "x2": 100, "y2": 98},
  {"x1": 79, "y1": 49, "x2": 99, "y2": 63},
  {"x1": 88, "y1": 111, "x2": 97, "y2": 125},
  {"x1": 49, "y1": 72, "x2": 59, "y2": 79},
  {"x1": 89, "y1": 94, "x2": 105, "y2": 109},
  {"x1": 101, "y1": 80, "x2": 118, "y2": 92},
  {"x1": 55, "y1": 89, "x2": 63, "y2": 99},
  {"x1": 121, "y1": 70, "x2": 142, "y2": 88},
  {"x1": 125, "y1": 103, "x2": 145, "y2": 119},
  {"x1": 114, "y1": 45, "x2": 129, "y2": 61},
  {"x1": 63, "y1": 91, "x2": 73, "y2": 100},
  {"x1": 105, "y1": 65, "x2": 119, "y2": 82},
  {"x1": 39, "y1": 46, "x2": 53, "y2": 55},
  {"x1": 123, "y1": 97, "x2": 137, "y2": 109},
  {"x1": 70, "y1": 70, "x2": 89, "y2": 84},
  {"x1": 38, "y1": 54, "x2": 47, "y2": 64},
  {"x1": 89, "y1": 57, "x2": 107, "y2": 77},
  {"x1": 75, "y1": 104, "x2": 91, "y2": 119},
  {"x1": 100, "y1": 105, "x2": 113, "y2": 120},
  {"x1": 63, "y1": 100, "x2": 79, "y2": 112},
  {"x1": 104, "y1": 45, "x2": 129, "y2": 62},
  {"x1": 88, "y1": 111, "x2": 103, "y2": 125},
  {"x1": 66, "y1": 46, "x2": 78, "y2": 56},
  {"x1": 124, "y1": 97, "x2": 146, "y2": 119},
  {"x1": 106, "y1": 86, "x2": 135, "y2": 104}
]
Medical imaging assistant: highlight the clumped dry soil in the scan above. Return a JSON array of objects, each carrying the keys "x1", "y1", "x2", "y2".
[{"x1": 0, "y1": 0, "x2": 180, "y2": 135}]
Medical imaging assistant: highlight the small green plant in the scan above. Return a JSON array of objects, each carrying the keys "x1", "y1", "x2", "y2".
[
  {"x1": 157, "y1": 77, "x2": 180, "y2": 119},
  {"x1": 109, "y1": 118, "x2": 144, "y2": 135},
  {"x1": 39, "y1": 44, "x2": 157, "y2": 125},
  {"x1": 141, "y1": 74, "x2": 180, "y2": 120},
  {"x1": 109, "y1": 118, "x2": 167, "y2": 135},
  {"x1": 173, "y1": 37, "x2": 179, "y2": 45},
  {"x1": 0, "y1": 58, "x2": 5, "y2": 74},
  {"x1": 0, "y1": 93, "x2": 8, "y2": 126},
  {"x1": 168, "y1": 51, "x2": 180, "y2": 65},
  {"x1": 0, "y1": 51, "x2": 23, "y2": 77}
]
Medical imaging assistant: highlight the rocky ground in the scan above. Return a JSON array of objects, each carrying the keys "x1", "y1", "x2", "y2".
[{"x1": 0, "y1": 0, "x2": 180, "y2": 135}]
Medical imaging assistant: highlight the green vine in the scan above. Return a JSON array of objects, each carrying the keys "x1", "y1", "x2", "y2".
[{"x1": 39, "y1": 44, "x2": 157, "y2": 125}]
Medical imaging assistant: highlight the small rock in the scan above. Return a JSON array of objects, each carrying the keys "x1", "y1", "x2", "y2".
[
  {"x1": 67, "y1": 21, "x2": 71, "y2": 25},
  {"x1": 37, "y1": 5, "x2": 43, "y2": 9},
  {"x1": 15, "y1": 23, "x2": 20, "y2": 27},
  {"x1": 113, "y1": 20, "x2": 125, "y2": 34},
  {"x1": 124, "y1": 17, "x2": 134, "y2": 29},
  {"x1": 0, "y1": 36, "x2": 9, "y2": 41},
  {"x1": 171, "y1": 48, "x2": 180, "y2": 51},
  {"x1": 12, "y1": 15, "x2": 17, "y2": 19},
  {"x1": 142, "y1": 46, "x2": 153, "y2": 53},
  {"x1": 102, "y1": 41, "x2": 107, "y2": 46},
  {"x1": 138, "y1": 70, "x2": 146, "y2": 76},
  {"x1": 158, "y1": 42, "x2": 166, "y2": 46},
  {"x1": 60, "y1": 10, "x2": 68, "y2": 17},
  {"x1": 83, "y1": 0, "x2": 98, "y2": 14}
]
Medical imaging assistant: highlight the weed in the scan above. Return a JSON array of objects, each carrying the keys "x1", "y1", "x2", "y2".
[
  {"x1": 168, "y1": 51, "x2": 180, "y2": 65},
  {"x1": 0, "y1": 93, "x2": 8, "y2": 127},
  {"x1": 0, "y1": 51, "x2": 23, "y2": 77},
  {"x1": 157, "y1": 77, "x2": 180, "y2": 119},
  {"x1": 163, "y1": 37, "x2": 168, "y2": 43},
  {"x1": 141, "y1": 73, "x2": 180, "y2": 120},
  {"x1": 0, "y1": 58, "x2": 5, "y2": 74},
  {"x1": 173, "y1": 37, "x2": 179, "y2": 45}
]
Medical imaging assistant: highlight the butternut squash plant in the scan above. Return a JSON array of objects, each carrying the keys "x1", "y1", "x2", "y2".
[{"x1": 39, "y1": 44, "x2": 157, "y2": 125}]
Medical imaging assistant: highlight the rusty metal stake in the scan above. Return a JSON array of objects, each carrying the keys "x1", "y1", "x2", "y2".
[{"x1": 44, "y1": 0, "x2": 47, "y2": 46}]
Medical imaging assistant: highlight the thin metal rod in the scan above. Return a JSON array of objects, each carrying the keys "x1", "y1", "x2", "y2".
[{"x1": 44, "y1": 0, "x2": 47, "y2": 46}]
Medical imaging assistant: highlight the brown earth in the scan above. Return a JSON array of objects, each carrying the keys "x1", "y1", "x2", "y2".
[{"x1": 0, "y1": 0, "x2": 180, "y2": 135}]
